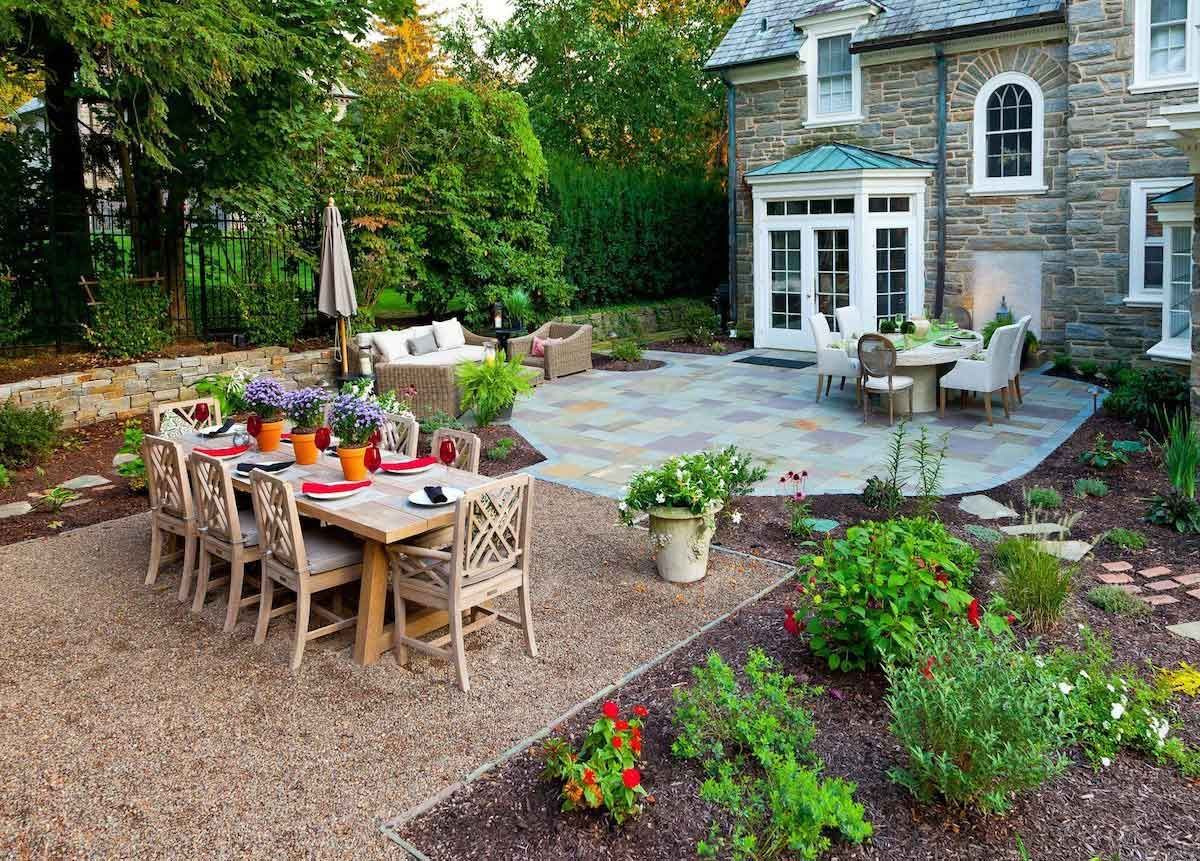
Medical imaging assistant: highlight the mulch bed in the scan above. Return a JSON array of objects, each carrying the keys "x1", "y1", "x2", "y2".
[
  {"x1": 644, "y1": 337, "x2": 753, "y2": 355},
  {"x1": 0, "y1": 417, "x2": 150, "y2": 546},
  {"x1": 416, "y1": 425, "x2": 546, "y2": 477},
  {"x1": 590, "y1": 353, "x2": 666, "y2": 372},
  {"x1": 1043, "y1": 366, "x2": 1109, "y2": 386}
]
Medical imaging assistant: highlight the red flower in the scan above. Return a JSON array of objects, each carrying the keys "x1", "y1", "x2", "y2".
[
  {"x1": 920, "y1": 656, "x2": 936, "y2": 679},
  {"x1": 1005, "y1": 613, "x2": 1016, "y2": 625},
  {"x1": 631, "y1": 726, "x2": 642, "y2": 740},
  {"x1": 622, "y1": 768, "x2": 641, "y2": 789},
  {"x1": 630, "y1": 736, "x2": 642, "y2": 754},
  {"x1": 934, "y1": 572, "x2": 949, "y2": 586},
  {"x1": 633, "y1": 705, "x2": 649, "y2": 718},
  {"x1": 601, "y1": 700, "x2": 619, "y2": 719},
  {"x1": 784, "y1": 607, "x2": 800, "y2": 636},
  {"x1": 615, "y1": 719, "x2": 629, "y2": 731},
  {"x1": 583, "y1": 769, "x2": 596, "y2": 785},
  {"x1": 967, "y1": 598, "x2": 981, "y2": 629},
  {"x1": 611, "y1": 736, "x2": 623, "y2": 749}
]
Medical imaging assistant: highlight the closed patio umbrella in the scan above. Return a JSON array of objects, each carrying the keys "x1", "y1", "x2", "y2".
[{"x1": 318, "y1": 197, "x2": 357, "y2": 376}]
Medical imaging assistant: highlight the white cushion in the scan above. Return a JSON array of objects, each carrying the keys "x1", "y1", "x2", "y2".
[
  {"x1": 372, "y1": 330, "x2": 410, "y2": 363},
  {"x1": 237, "y1": 509, "x2": 259, "y2": 547},
  {"x1": 432, "y1": 318, "x2": 466, "y2": 350},
  {"x1": 397, "y1": 345, "x2": 488, "y2": 367},
  {"x1": 863, "y1": 374, "x2": 914, "y2": 391}
]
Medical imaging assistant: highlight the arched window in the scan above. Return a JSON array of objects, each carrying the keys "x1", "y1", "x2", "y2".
[{"x1": 971, "y1": 72, "x2": 1046, "y2": 196}]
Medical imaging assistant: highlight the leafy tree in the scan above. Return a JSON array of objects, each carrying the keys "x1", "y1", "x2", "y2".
[{"x1": 370, "y1": 4, "x2": 441, "y2": 87}]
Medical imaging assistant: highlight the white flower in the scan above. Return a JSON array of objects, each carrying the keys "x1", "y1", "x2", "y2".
[
  {"x1": 655, "y1": 492, "x2": 666, "y2": 504},
  {"x1": 1110, "y1": 702, "x2": 1125, "y2": 720},
  {"x1": 1033, "y1": 656, "x2": 1045, "y2": 668},
  {"x1": 731, "y1": 510, "x2": 743, "y2": 525},
  {"x1": 1057, "y1": 681, "x2": 1073, "y2": 696},
  {"x1": 1149, "y1": 716, "x2": 1170, "y2": 742},
  {"x1": 618, "y1": 501, "x2": 628, "y2": 511},
  {"x1": 1106, "y1": 683, "x2": 1115, "y2": 693},
  {"x1": 1078, "y1": 670, "x2": 1090, "y2": 679},
  {"x1": 1101, "y1": 757, "x2": 1111, "y2": 768}
]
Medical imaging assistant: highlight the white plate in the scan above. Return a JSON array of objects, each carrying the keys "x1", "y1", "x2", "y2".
[
  {"x1": 304, "y1": 485, "x2": 369, "y2": 501},
  {"x1": 408, "y1": 487, "x2": 465, "y2": 507},
  {"x1": 381, "y1": 462, "x2": 435, "y2": 476},
  {"x1": 196, "y1": 447, "x2": 251, "y2": 460}
]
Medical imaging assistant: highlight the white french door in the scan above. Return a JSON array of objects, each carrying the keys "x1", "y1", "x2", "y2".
[{"x1": 755, "y1": 219, "x2": 853, "y2": 350}]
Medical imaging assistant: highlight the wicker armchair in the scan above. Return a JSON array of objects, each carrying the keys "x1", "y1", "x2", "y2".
[
  {"x1": 348, "y1": 326, "x2": 497, "y2": 419},
  {"x1": 507, "y1": 323, "x2": 592, "y2": 381}
]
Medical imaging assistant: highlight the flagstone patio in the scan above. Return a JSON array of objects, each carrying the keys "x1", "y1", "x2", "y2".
[{"x1": 512, "y1": 349, "x2": 1098, "y2": 498}]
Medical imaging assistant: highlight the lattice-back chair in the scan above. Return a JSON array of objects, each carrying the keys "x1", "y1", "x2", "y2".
[
  {"x1": 151, "y1": 398, "x2": 222, "y2": 436},
  {"x1": 387, "y1": 473, "x2": 537, "y2": 692},
  {"x1": 857, "y1": 334, "x2": 914, "y2": 426},
  {"x1": 249, "y1": 470, "x2": 363, "y2": 670},
  {"x1": 430, "y1": 427, "x2": 481, "y2": 474},
  {"x1": 189, "y1": 452, "x2": 263, "y2": 631},
  {"x1": 381, "y1": 412, "x2": 419, "y2": 458},
  {"x1": 143, "y1": 435, "x2": 198, "y2": 602}
]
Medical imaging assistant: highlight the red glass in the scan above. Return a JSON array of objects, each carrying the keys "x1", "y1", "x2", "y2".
[
  {"x1": 246, "y1": 414, "x2": 262, "y2": 437},
  {"x1": 369, "y1": 428, "x2": 381, "y2": 447},
  {"x1": 194, "y1": 402, "x2": 209, "y2": 424},
  {"x1": 314, "y1": 426, "x2": 331, "y2": 451},
  {"x1": 364, "y1": 445, "x2": 382, "y2": 474},
  {"x1": 439, "y1": 437, "x2": 457, "y2": 469}
]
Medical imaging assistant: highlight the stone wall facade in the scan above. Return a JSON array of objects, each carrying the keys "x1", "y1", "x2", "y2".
[
  {"x1": 0, "y1": 346, "x2": 336, "y2": 428},
  {"x1": 732, "y1": 2, "x2": 1198, "y2": 370}
]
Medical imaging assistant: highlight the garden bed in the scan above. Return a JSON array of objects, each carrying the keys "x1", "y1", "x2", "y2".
[
  {"x1": 590, "y1": 352, "x2": 666, "y2": 372},
  {"x1": 416, "y1": 425, "x2": 546, "y2": 477},
  {"x1": 645, "y1": 337, "x2": 752, "y2": 355}
]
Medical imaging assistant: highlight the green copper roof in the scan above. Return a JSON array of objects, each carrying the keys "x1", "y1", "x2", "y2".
[
  {"x1": 746, "y1": 143, "x2": 934, "y2": 176},
  {"x1": 1150, "y1": 182, "x2": 1194, "y2": 205}
]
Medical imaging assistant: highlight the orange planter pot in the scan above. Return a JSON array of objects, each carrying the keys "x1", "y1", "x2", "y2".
[
  {"x1": 256, "y1": 419, "x2": 284, "y2": 453},
  {"x1": 291, "y1": 431, "x2": 319, "y2": 465},
  {"x1": 337, "y1": 445, "x2": 368, "y2": 481}
]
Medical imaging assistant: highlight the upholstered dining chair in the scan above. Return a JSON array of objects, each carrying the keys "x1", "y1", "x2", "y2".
[
  {"x1": 151, "y1": 398, "x2": 221, "y2": 435},
  {"x1": 1007, "y1": 315, "x2": 1032, "y2": 407},
  {"x1": 143, "y1": 435, "x2": 198, "y2": 602},
  {"x1": 857, "y1": 334, "x2": 914, "y2": 426},
  {"x1": 834, "y1": 305, "x2": 864, "y2": 338},
  {"x1": 939, "y1": 322, "x2": 1021, "y2": 426},
  {"x1": 810, "y1": 312, "x2": 859, "y2": 403},
  {"x1": 381, "y1": 412, "x2": 419, "y2": 458},
  {"x1": 430, "y1": 427, "x2": 481, "y2": 474},
  {"x1": 249, "y1": 470, "x2": 363, "y2": 670},
  {"x1": 189, "y1": 451, "x2": 263, "y2": 631},
  {"x1": 386, "y1": 473, "x2": 537, "y2": 692}
]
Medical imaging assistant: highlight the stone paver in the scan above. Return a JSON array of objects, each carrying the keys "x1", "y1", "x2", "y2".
[
  {"x1": 1138, "y1": 566, "x2": 1172, "y2": 579},
  {"x1": 1000, "y1": 523, "x2": 1067, "y2": 537},
  {"x1": 1037, "y1": 540, "x2": 1092, "y2": 562},
  {"x1": 1143, "y1": 594, "x2": 1180, "y2": 606},
  {"x1": 112, "y1": 452, "x2": 138, "y2": 468},
  {"x1": 1096, "y1": 573, "x2": 1134, "y2": 585},
  {"x1": 59, "y1": 474, "x2": 111, "y2": 491},
  {"x1": 1101, "y1": 561, "x2": 1133, "y2": 572},
  {"x1": 511, "y1": 351, "x2": 1096, "y2": 498},
  {"x1": 1166, "y1": 621, "x2": 1200, "y2": 640},
  {"x1": 959, "y1": 495, "x2": 1020, "y2": 520},
  {"x1": 804, "y1": 518, "x2": 839, "y2": 534},
  {"x1": 62, "y1": 498, "x2": 93, "y2": 509},
  {"x1": 1174, "y1": 572, "x2": 1200, "y2": 586},
  {"x1": 1146, "y1": 579, "x2": 1180, "y2": 592},
  {"x1": 1119, "y1": 585, "x2": 1144, "y2": 594},
  {"x1": 1188, "y1": 589, "x2": 1200, "y2": 601},
  {"x1": 0, "y1": 501, "x2": 33, "y2": 519}
]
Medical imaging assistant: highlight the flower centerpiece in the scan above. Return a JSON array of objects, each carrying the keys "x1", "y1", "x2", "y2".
[
  {"x1": 243, "y1": 375, "x2": 287, "y2": 452},
  {"x1": 283, "y1": 387, "x2": 331, "y2": 465},
  {"x1": 618, "y1": 446, "x2": 765, "y2": 583},
  {"x1": 327, "y1": 393, "x2": 385, "y2": 480}
]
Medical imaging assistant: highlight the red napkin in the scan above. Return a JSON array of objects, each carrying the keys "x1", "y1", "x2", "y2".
[
  {"x1": 380, "y1": 455, "x2": 438, "y2": 471},
  {"x1": 195, "y1": 443, "x2": 250, "y2": 457},
  {"x1": 281, "y1": 432, "x2": 292, "y2": 441},
  {"x1": 301, "y1": 479, "x2": 371, "y2": 494}
]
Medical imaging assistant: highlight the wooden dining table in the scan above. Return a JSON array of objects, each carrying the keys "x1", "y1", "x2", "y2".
[{"x1": 178, "y1": 431, "x2": 491, "y2": 665}]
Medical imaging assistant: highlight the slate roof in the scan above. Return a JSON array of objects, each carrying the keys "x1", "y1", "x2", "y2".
[
  {"x1": 746, "y1": 143, "x2": 934, "y2": 175},
  {"x1": 1150, "y1": 182, "x2": 1195, "y2": 205},
  {"x1": 706, "y1": 0, "x2": 1064, "y2": 71}
]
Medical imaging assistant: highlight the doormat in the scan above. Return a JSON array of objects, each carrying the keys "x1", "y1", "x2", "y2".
[{"x1": 734, "y1": 356, "x2": 815, "y2": 370}]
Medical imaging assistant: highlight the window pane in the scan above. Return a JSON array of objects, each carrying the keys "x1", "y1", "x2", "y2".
[
  {"x1": 817, "y1": 35, "x2": 853, "y2": 114},
  {"x1": 869, "y1": 197, "x2": 887, "y2": 213},
  {"x1": 767, "y1": 201, "x2": 785, "y2": 216},
  {"x1": 769, "y1": 230, "x2": 803, "y2": 332},
  {"x1": 810, "y1": 199, "x2": 832, "y2": 215},
  {"x1": 890, "y1": 197, "x2": 910, "y2": 212},
  {"x1": 834, "y1": 198, "x2": 854, "y2": 214},
  {"x1": 1169, "y1": 226, "x2": 1192, "y2": 338},
  {"x1": 786, "y1": 200, "x2": 807, "y2": 215},
  {"x1": 875, "y1": 227, "x2": 908, "y2": 325},
  {"x1": 1144, "y1": 244, "x2": 1164, "y2": 290}
]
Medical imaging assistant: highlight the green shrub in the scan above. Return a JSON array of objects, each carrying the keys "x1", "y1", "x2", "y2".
[
  {"x1": 679, "y1": 303, "x2": 720, "y2": 345},
  {"x1": 1155, "y1": 409, "x2": 1199, "y2": 499},
  {"x1": 995, "y1": 537, "x2": 1074, "y2": 631},
  {"x1": 964, "y1": 524, "x2": 1002, "y2": 544},
  {"x1": 1086, "y1": 585, "x2": 1150, "y2": 617},
  {"x1": 1074, "y1": 478, "x2": 1109, "y2": 498},
  {"x1": 116, "y1": 420, "x2": 147, "y2": 492},
  {"x1": 673, "y1": 650, "x2": 872, "y2": 860},
  {"x1": 0, "y1": 400, "x2": 61, "y2": 467},
  {"x1": 418, "y1": 410, "x2": 466, "y2": 435},
  {"x1": 1024, "y1": 486, "x2": 1062, "y2": 511},
  {"x1": 231, "y1": 271, "x2": 302, "y2": 347},
  {"x1": 609, "y1": 339, "x2": 643, "y2": 363},
  {"x1": 879, "y1": 318, "x2": 897, "y2": 334},
  {"x1": 1099, "y1": 527, "x2": 1147, "y2": 550},
  {"x1": 83, "y1": 274, "x2": 171, "y2": 358},
  {"x1": 798, "y1": 517, "x2": 979, "y2": 670},
  {"x1": 485, "y1": 436, "x2": 515, "y2": 461},
  {"x1": 1144, "y1": 489, "x2": 1200, "y2": 534},
  {"x1": 457, "y1": 353, "x2": 534, "y2": 427},
  {"x1": 0, "y1": 272, "x2": 29, "y2": 347},
  {"x1": 501, "y1": 287, "x2": 535, "y2": 327},
  {"x1": 1051, "y1": 352, "x2": 1072, "y2": 373},
  {"x1": 861, "y1": 475, "x2": 902, "y2": 513},
  {"x1": 0, "y1": 462, "x2": 9, "y2": 489},
  {"x1": 1104, "y1": 366, "x2": 1190, "y2": 432},
  {"x1": 1078, "y1": 359, "x2": 1099, "y2": 378},
  {"x1": 886, "y1": 628, "x2": 1071, "y2": 813},
  {"x1": 1078, "y1": 433, "x2": 1130, "y2": 470}
]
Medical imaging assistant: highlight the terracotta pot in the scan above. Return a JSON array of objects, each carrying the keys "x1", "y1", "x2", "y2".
[
  {"x1": 292, "y1": 431, "x2": 319, "y2": 465},
  {"x1": 256, "y1": 419, "x2": 284, "y2": 453},
  {"x1": 337, "y1": 445, "x2": 369, "y2": 481}
]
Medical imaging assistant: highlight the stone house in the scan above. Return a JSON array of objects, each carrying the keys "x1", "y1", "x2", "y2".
[{"x1": 707, "y1": 0, "x2": 1200, "y2": 407}]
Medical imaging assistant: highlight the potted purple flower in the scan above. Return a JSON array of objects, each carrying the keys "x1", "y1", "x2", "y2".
[
  {"x1": 283, "y1": 387, "x2": 331, "y2": 465},
  {"x1": 327, "y1": 393, "x2": 385, "y2": 480},
  {"x1": 243, "y1": 376, "x2": 288, "y2": 452}
]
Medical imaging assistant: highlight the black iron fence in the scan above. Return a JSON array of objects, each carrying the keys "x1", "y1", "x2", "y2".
[{"x1": 2, "y1": 205, "x2": 324, "y2": 350}]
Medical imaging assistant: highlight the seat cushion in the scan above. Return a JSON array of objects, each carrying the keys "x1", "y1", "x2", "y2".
[
  {"x1": 303, "y1": 528, "x2": 364, "y2": 574},
  {"x1": 432, "y1": 318, "x2": 466, "y2": 350},
  {"x1": 237, "y1": 509, "x2": 259, "y2": 547},
  {"x1": 372, "y1": 330, "x2": 410, "y2": 363},
  {"x1": 863, "y1": 374, "x2": 914, "y2": 391},
  {"x1": 398, "y1": 345, "x2": 488, "y2": 367}
]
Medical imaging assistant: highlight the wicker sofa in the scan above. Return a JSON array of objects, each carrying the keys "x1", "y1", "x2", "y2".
[
  {"x1": 348, "y1": 321, "x2": 497, "y2": 418},
  {"x1": 506, "y1": 322, "x2": 593, "y2": 381}
]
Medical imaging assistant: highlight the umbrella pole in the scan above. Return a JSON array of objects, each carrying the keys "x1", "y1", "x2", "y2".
[{"x1": 339, "y1": 317, "x2": 350, "y2": 376}]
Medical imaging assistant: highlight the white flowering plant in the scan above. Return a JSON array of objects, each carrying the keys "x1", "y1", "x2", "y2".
[{"x1": 617, "y1": 446, "x2": 765, "y2": 526}]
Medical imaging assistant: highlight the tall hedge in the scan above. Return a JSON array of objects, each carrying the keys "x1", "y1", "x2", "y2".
[{"x1": 546, "y1": 154, "x2": 726, "y2": 308}]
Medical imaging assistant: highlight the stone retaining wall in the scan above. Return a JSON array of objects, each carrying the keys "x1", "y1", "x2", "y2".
[{"x1": 0, "y1": 346, "x2": 336, "y2": 428}]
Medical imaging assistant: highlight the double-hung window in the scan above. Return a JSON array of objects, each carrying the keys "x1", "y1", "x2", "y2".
[
  {"x1": 802, "y1": 15, "x2": 865, "y2": 127},
  {"x1": 1133, "y1": 0, "x2": 1198, "y2": 92},
  {"x1": 817, "y1": 35, "x2": 853, "y2": 115}
]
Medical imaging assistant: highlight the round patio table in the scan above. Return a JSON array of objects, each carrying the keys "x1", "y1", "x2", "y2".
[{"x1": 891, "y1": 332, "x2": 984, "y2": 413}]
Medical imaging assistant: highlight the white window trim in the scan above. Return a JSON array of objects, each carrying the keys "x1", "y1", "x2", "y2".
[
  {"x1": 969, "y1": 71, "x2": 1047, "y2": 196},
  {"x1": 1128, "y1": 176, "x2": 1190, "y2": 304},
  {"x1": 1148, "y1": 202, "x2": 1194, "y2": 363},
  {"x1": 1131, "y1": 0, "x2": 1200, "y2": 94},
  {"x1": 800, "y1": 12, "x2": 870, "y2": 128}
]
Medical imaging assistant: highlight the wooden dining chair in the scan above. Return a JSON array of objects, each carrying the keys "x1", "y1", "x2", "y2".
[
  {"x1": 189, "y1": 451, "x2": 263, "y2": 631},
  {"x1": 151, "y1": 397, "x2": 221, "y2": 435},
  {"x1": 249, "y1": 470, "x2": 363, "y2": 670},
  {"x1": 143, "y1": 435, "x2": 198, "y2": 602},
  {"x1": 430, "y1": 427, "x2": 481, "y2": 473},
  {"x1": 386, "y1": 473, "x2": 537, "y2": 692},
  {"x1": 381, "y1": 412, "x2": 419, "y2": 458},
  {"x1": 857, "y1": 334, "x2": 914, "y2": 426}
]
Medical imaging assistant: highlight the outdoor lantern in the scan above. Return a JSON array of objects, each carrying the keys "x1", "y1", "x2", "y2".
[{"x1": 355, "y1": 333, "x2": 374, "y2": 377}]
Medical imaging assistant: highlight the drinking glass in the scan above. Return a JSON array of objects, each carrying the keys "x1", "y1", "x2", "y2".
[
  {"x1": 194, "y1": 402, "x2": 209, "y2": 426},
  {"x1": 439, "y1": 437, "x2": 457, "y2": 480}
]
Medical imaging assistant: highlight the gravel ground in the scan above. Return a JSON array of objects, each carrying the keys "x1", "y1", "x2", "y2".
[{"x1": 0, "y1": 482, "x2": 785, "y2": 858}]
